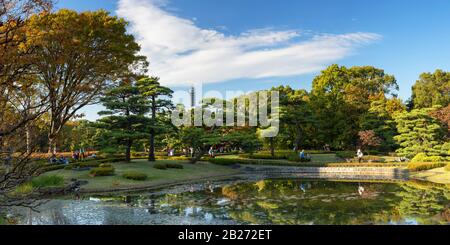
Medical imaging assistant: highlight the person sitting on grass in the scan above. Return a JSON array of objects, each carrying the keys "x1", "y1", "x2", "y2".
[
  {"x1": 57, "y1": 156, "x2": 69, "y2": 165},
  {"x1": 306, "y1": 153, "x2": 312, "y2": 161},
  {"x1": 49, "y1": 154, "x2": 58, "y2": 164},
  {"x1": 299, "y1": 150, "x2": 305, "y2": 159}
]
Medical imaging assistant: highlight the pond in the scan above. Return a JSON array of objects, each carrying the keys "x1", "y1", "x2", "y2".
[{"x1": 9, "y1": 178, "x2": 450, "y2": 225}]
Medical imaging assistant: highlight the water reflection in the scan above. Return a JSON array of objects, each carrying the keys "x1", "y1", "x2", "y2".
[{"x1": 10, "y1": 179, "x2": 450, "y2": 225}]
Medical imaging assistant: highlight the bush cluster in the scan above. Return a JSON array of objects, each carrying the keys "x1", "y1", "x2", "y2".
[
  {"x1": 153, "y1": 162, "x2": 184, "y2": 170},
  {"x1": 411, "y1": 153, "x2": 447, "y2": 162},
  {"x1": 89, "y1": 167, "x2": 115, "y2": 177},
  {"x1": 40, "y1": 164, "x2": 65, "y2": 172},
  {"x1": 31, "y1": 175, "x2": 64, "y2": 188},
  {"x1": 122, "y1": 171, "x2": 148, "y2": 181},
  {"x1": 445, "y1": 164, "x2": 450, "y2": 172},
  {"x1": 407, "y1": 162, "x2": 447, "y2": 171}
]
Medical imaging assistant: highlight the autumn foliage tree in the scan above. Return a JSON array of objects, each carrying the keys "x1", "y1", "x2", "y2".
[{"x1": 24, "y1": 9, "x2": 147, "y2": 153}]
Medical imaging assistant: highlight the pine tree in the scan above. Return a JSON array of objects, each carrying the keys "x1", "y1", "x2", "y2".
[
  {"x1": 394, "y1": 107, "x2": 446, "y2": 158},
  {"x1": 96, "y1": 78, "x2": 150, "y2": 162},
  {"x1": 137, "y1": 77, "x2": 173, "y2": 161}
]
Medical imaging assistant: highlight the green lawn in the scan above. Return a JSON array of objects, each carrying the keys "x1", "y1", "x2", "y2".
[
  {"x1": 44, "y1": 159, "x2": 239, "y2": 192},
  {"x1": 410, "y1": 167, "x2": 450, "y2": 184}
]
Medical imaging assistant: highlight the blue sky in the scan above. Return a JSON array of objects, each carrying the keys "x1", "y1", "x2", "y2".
[{"x1": 56, "y1": 0, "x2": 450, "y2": 120}]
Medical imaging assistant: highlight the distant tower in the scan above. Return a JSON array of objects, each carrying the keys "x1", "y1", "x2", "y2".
[{"x1": 189, "y1": 85, "x2": 195, "y2": 108}]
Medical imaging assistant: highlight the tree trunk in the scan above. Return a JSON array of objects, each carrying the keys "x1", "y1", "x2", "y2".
[
  {"x1": 148, "y1": 96, "x2": 156, "y2": 162},
  {"x1": 48, "y1": 136, "x2": 56, "y2": 154},
  {"x1": 125, "y1": 140, "x2": 132, "y2": 162},
  {"x1": 148, "y1": 133, "x2": 155, "y2": 161},
  {"x1": 294, "y1": 127, "x2": 302, "y2": 152},
  {"x1": 269, "y1": 137, "x2": 275, "y2": 157},
  {"x1": 190, "y1": 147, "x2": 206, "y2": 164}
]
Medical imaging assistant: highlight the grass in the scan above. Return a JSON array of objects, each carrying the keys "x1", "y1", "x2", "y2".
[
  {"x1": 31, "y1": 175, "x2": 64, "y2": 188},
  {"x1": 410, "y1": 167, "x2": 450, "y2": 184},
  {"x1": 43, "y1": 159, "x2": 239, "y2": 192}
]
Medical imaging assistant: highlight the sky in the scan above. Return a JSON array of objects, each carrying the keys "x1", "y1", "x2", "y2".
[{"x1": 56, "y1": 0, "x2": 450, "y2": 120}]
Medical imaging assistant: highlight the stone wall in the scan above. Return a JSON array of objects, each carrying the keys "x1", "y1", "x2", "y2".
[{"x1": 243, "y1": 166, "x2": 409, "y2": 180}]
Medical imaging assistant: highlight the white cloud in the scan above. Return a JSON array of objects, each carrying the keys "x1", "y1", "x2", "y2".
[{"x1": 117, "y1": 0, "x2": 381, "y2": 86}]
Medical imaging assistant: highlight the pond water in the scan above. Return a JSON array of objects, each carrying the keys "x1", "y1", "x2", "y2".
[{"x1": 10, "y1": 178, "x2": 450, "y2": 225}]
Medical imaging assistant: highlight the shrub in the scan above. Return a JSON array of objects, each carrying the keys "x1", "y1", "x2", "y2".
[
  {"x1": 98, "y1": 158, "x2": 125, "y2": 163},
  {"x1": 13, "y1": 183, "x2": 34, "y2": 195},
  {"x1": 445, "y1": 164, "x2": 450, "y2": 172},
  {"x1": 362, "y1": 156, "x2": 385, "y2": 163},
  {"x1": 89, "y1": 167, "x2": 115, "y2": 177},
  {"x1": 153, "y1": 163, "x2": 167, "y2": 170},
  {"x1": 407, "y1": 162, "x2": 447, "y2": 171},
  {"x1": 99, "y1": 163, "x2": 112, "y2": 168},
  {"x1": 122, "y1": 171, "x2": 148, "y2": 181},
  {"x1": 166, "y1": 163, "x2": 184, "y2": 169},
  {"x1": 155, "y1": 156, "x2": 190, "y2": 161},
  {"x1": 153, "y1": 162, "x2": 184, "y2": 170},
  {"x1": 79, "y1": 162, "x2": 100, "y2": 168},
  {"x1": 40, "y1": 164, "x2": 65, "y2": 173},
  {"x1": 411, "y1": 153, "x2": 446, "y2": 162},
  {"x1": 31, "y1": 175, "x2": 64, "y2": 188},
  {"x1": 208, "y1": 158, "x2": 238, "y2": 166}
]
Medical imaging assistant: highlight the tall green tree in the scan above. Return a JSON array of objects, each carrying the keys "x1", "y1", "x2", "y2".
[
  {"x1": 137, "y1": 77, "x2": 173, "y2": 161},
  {"x1": 310, "y1": 65, "x2": 398, "y2": 149},
  {"x1": 274, "y1": 86, "x2": 315, "y2": 151},
  {"x1": 411, "y1": 70, "x2": 450, "y2": 109},
  {"x1": 96, "y1": 79, "x2": 150, "y2": 162}
]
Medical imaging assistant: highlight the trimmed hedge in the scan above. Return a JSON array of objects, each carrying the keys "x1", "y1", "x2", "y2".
[
  {"x1": 122, "y1": 171, "x2": 148, "y2": 181},
  {"x1": 89, "y1": 167, "x2": 115, "y2": 177},
  {"x1": 241, "y1": 151, "x2": 309, "y2": 162},
  {"x1": 208, "y1": 157, "x2": 406, "y2": 168},
  {"x1": 153, "y1": 163, "x2": 167, "y2": 170},
  {"x1": 407, "y1": 162, "x2": 447, "y2": 171},
  {"x1": 153, "y1": 162, "x2": 184, "y2": 170},
  {"x1": 411, "y1": 153, "x2": 447, "y2": 162},
  {"x1": 445, "y1": 164, "x2": 450, "y2": 172},
  {"x1": 40, "y1": 164, "x2": 65, "y2": 172}
]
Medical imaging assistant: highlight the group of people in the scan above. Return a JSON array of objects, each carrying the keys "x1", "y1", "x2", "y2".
[
  {"x1": 299, "y1": 150, "x2": 312, "y2": 161},
  {"x1": 49, "y1": 154, "x2": 69, "y2": 165},
  {"x1": 72, "y1": 149, "x2": 86, "y2": 161},
  {"x1": 48, "y1": 148, "x2": 95, "y2": 165}
]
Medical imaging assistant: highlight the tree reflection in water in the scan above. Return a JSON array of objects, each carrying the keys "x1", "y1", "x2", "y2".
[{"x1": 11, "y1": 179, "x2": 450, "y2": 225}]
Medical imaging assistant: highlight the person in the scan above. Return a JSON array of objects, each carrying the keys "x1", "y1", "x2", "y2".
[
  {"x1": 299, "y1": 183, "x2": 306, "y2": 193},
  {"x1": 306, "y1": 153, "x2": 312, "y2": 161},
  {"x1": 299, "y1": 150, "x2": 305, "y2": 159},
  {"x1": 79, "y1": 148, "x2": 85, "y2": 160},
  {"x1": 169, "y1": 149, "x2": 174, "y2": 156},
  {"x1": 208, "y1": 147, "x2": 215, "y2": 158},
  {"x1": 357, "y1": 149, "x2": 363, "y2": 163},
  {"x1": 59, "y1": 156, "x2": 69, "y2": 165},
  {"x1": 358, "y1": 184, "x2": 365, "y2": 196},
  {"x1": 49, "y1": 154, "x2": 58, "y2": 164}
]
